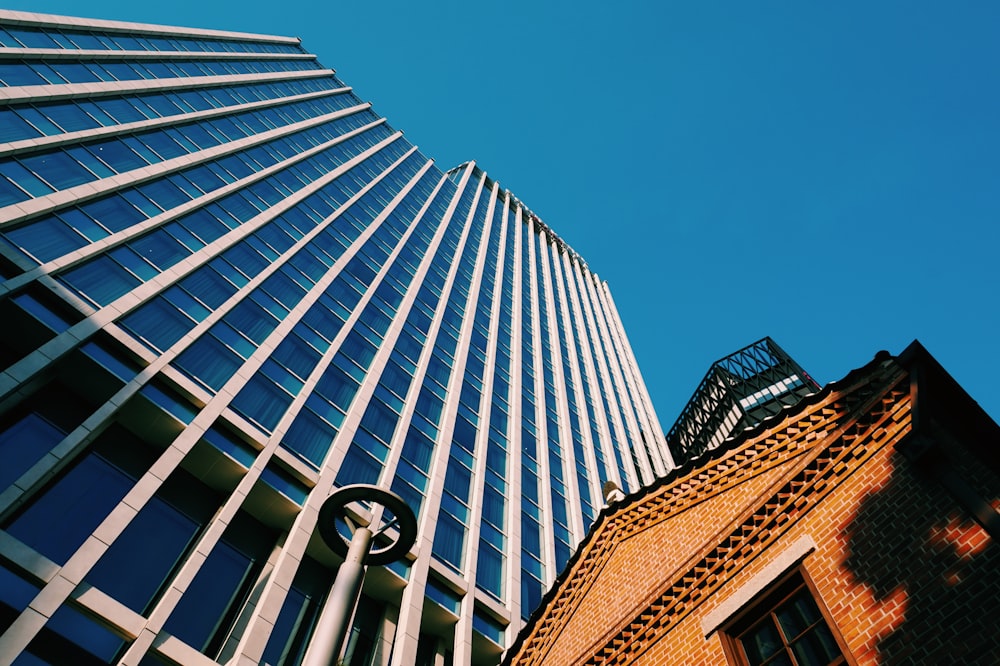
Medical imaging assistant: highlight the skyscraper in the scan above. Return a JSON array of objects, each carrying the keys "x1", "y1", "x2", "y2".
[{"x1": 0, "y1": 10, "x2": 669, "y2": 666}]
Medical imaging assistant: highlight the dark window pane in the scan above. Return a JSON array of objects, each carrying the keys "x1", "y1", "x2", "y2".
[
  {"x1": 230, "y1": 375, "x2": 292, "y2": 432},
  {"x1": 0, "y1": 175, "x2": 29, "y2": 207},
  {"x1": 443, "y1": 462, "x2": 472, "y2": 500},
  {"x1": 18, "y1": 150, "x2": 95, "y2": 190},
  {"x1": 66, "y1": 31, "x2": 103, "y2": 50},
  {"x1": 161, "y1": 540, "x2": 249, "y2": 651},
  {"x1": 7, "y1": 28, "x2": 59, "y2": 48},
  {"x1": 39, "y1": 602, "x2": 126, "y2": 663},
  {"x1": 282, "y1": 408, "x2": 337, "y2": 465},
  {"x1": 0, "y1": 413, "x2": 65, "y2": 491},
  {"x1": 735, "y1": 580, "x2": 846, "y2": 666},
  {"x1": 790, "y1": 624, "x2": 841, "y2": 666},
  {"x1": 59, "y1": 255, "x2": 140, "y2": 305},
  {"x1": 87, "y1": 138, "x2": 148, "y2": 173},
  {"x1": 118, "y1": 297, "x2": 195, "y2": 351},
  {"x1": 359, "y1": 399, "x2": 398, "y2": 444},
  {"x1": 86, "y1": 497, "x2": 197, "y2": 612},
  {"x1": 211, "y1": 322, "x2": 256, "y2": 359},
  {"x1": 521, "y1": 577, "x2": 543, "y2": 621},
  {"x1": 173, "y1": 334, "x2": 243, "y2": 390},
  {"x1": 176, "y1": 209, "x2": 228, "y2": 246},
  {"x1": 260, "y1": 557, "x2": 330, "y2": 666},
  {"x1": 4, "y1": 217, "x2": 86, "y2": 263},
  {"x1": 0, "y1": 63, "x2": 48, "y2": 86},
  {"x1": 50, "y1": 62, "x2": 101, "y2": 83},
  {"x1": 314, "y1": 364, "x2": 359, "y2": 410},
  {"x1": 223, "y1": 299, "x2": 278, "y2": 345},
  {"x1": 43, "y1": 103, "x2": 101, "y2": 133},
  {"x1": 0, "y1": 108, "x2": 42, "y2": 142},
  {"x1": 776, "y1": 592, "x2": 822, "y2": 639},
  {"x1": 81, "y1": 194, "x2": 145, "y2": 233},
  {"x1": 138, "y1": 178, "x2": 189, "y2": 211},
  {"x1": 431, "y1": 512, "x2": 465, "y2": 568},
  {"x1": 100, "y1": 97, "x2": 147, "y2": 124},
  {"x1": 475, "y1": 545, "x2": 503, "y2": 597},
  {"x1": 179, "y1": 266, "x2": 236, "y2": 309},
  {"x1": 129, "y1": 231, "x2": 188, "y2": 270},
  {"x1": 0, "y1": 160, "x2": 53, "y2": 197},
  {"x1": 4, "y1": 450, "x2": 134, "y2": 564},
  {"x1": 143, "y1": 132, "x2": 187, "y2": 160},
  {"x1": 272, "y1": 335, "x2": 320, "y2": 380},
  {"x1": 335, "y1": 447, "x2": 381, "y2": 485},
  {"x1": 482, "y1": 487, "x2": 505, "y2": 527}
]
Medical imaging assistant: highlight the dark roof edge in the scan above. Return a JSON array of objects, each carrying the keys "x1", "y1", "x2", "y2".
[{"x1": 897, "y1": 340, "x2": 1000, "y2": 472}]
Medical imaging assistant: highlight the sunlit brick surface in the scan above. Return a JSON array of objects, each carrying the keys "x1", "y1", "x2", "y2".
[{"x1": 506, "y1": 348, "x2": 1000, "y2": 665}]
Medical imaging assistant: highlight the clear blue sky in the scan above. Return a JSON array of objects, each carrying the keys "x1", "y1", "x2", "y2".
[{"x1": 10, "y1": 1, "x2": 1000, "y2": 426}]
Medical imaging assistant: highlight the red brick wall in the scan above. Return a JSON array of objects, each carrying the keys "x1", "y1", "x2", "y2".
[
  {"x1": 508, "y1": 365, "x2": 1000, "y2": 665},
  {"x1": 542, "y1": 460, "x2": 795, "y2": 664}
]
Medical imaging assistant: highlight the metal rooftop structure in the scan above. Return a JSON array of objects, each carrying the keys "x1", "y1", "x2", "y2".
[{"x1": 665, "y1": 337, "x2": 819, "y2": 467}]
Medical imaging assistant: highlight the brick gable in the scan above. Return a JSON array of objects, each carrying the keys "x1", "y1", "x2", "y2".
[{"x1": 505, "y1": 344, "x2": 1000, "y2": 665}]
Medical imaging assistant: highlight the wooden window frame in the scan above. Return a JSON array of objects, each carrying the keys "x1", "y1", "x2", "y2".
[{"x1": 719, "y1": 567, "x2": 855, "y2": 666}]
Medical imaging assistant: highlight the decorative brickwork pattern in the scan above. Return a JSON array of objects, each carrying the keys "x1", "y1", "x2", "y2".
[
  {"x1": 507, "y1": 349, "x2": 1000, "y2": 665},
  {"x1": 507, "y1": 357, "x2": 967, "y2": 664}
]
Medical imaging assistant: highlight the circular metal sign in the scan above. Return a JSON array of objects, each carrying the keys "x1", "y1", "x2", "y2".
[{"x1": 316, "y1": 484, "x2": 417, "y2": 566}]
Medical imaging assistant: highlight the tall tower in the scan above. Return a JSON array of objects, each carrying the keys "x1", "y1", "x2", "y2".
[{"x1": 0, "y1": 10, "x2": 669, "y2": 666}]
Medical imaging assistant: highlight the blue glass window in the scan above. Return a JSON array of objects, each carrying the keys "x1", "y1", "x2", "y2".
[
  {"x1": 6, "y1": 28, "x2": 60, "y2": 48},
  {"x1": 0, "y1": 413, "x2": 65, "y2": 491},
  {"x1": 5, "y1": 217, "x2": 87, "y2": 263},
  {"x1": 118, "y1": 297, "x2": 194, "y2": 351},
  {"x1": 336, "y1": 447, "x2": 382, "y2": 485},
  {"x1": 0, "y1": 174, "x2": 29, "y2": 207},
  {"x1": 282, "y1": 409, "x2": 337, "y2": 466},
  {"x1": 0, "y1": 161, "x2": 53, "y2": 200},
  {"x1": 138, "y1": 178, "x2": 188, "y2": 210},
  {"x1": 475, "y1": 547, "x2": 505, "y2": 600},
  {"x1": 82, "y1": 194, "x2": 145, "y2": 233},
  {"x1": 431, "y1": 513, "x2": 465, "y2": 570},
  {"x1": 359, "y1": 400, "x2": 398, "y2": 445},
  {"x1": 230, "y1": 375, "x2": 293, "y2": 432},
  {"x1": 14, "y1": 106, "x2": 61, "y2": 137},
  {"x1": 51, "y1": 62, "x2": 102, "y2": 84},
  {"x1": 100, "y1": 97, "x2": 148, "y2": 123},
  {"x1": 59, "y1": 255, "x2": 140, "y2": 305},
  {"x1": 173, "y1": 335, "x2": 243, "y2": 390},
  {"x1": 180, "y1": 267, "x2": 236, "y2": 309},
  {"x1": 18, "y1": 149, "x2": 97, "y2": 190},
  {"x1": 80, "y1": 340, "x2": 139, "y2": 382},
  {"x1": 260, "y1": 556, "x2": 331, "y2": 666},
  {"x1": 223, "y1": 299, "x2": 278, "y2": 344},
  {"x1": 86, "y1": 469, "x2": 219, "y2": 614},
  {"x1": 310, "y1": 366, "x2": 358, "y2": 413},
  {"x1": 162, "y1": 512, "x2": 272, "y2": 654},
  {"x1": 3, "y1": 432, "x2": 146, "y2": 564},
  {"x1": 44, "y1": 103, "x2": 101, "y2": 133},
  {"x1": 521, "y1": 576, "x2": 543, "y2": 621},
  {"x1": 272, "y1": 335, "x2": 320, "y2": 380},
  {"x1": 0, "y1": 63, "x2": 47, "y2": 86},
  {"x1": 129, "y1": 231, "x2": 188, "y2": 270},
  {"x1": 87, "y1": 139, "x2": 146, "y2": 173},
  {"x1": 211, "y1": 322, "x2": 256, "y2": 359},
  {"x1": 425, "y1": 577, "x2": 462, "y2": 614}
]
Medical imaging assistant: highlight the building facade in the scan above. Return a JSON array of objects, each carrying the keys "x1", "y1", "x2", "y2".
[
  {"x1": 505, "y1": 342, "x2": 1000, "y2": 665},
  {"x1": 0, "y1": 10, "x2": 670, "y2": 666},
  {"x1": 666, "y1": 337, "x2": 818, "y2": 467}
]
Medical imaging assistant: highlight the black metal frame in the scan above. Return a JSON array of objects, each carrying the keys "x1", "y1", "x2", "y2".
[{"x1": 666, "y1": 338, "x2": 819, "y2": 467}]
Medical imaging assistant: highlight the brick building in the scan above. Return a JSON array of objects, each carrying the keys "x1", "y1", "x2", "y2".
[{"x1": 503, "y1": 342, "x2": 1000, "y2": 665}]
